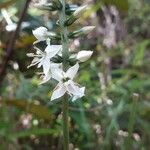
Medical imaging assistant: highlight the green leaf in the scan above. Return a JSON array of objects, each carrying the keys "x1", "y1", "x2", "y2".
[
  {"x1": 132, "y1": 40, "x2": 150, "y2": 66},
  {"x1": 8, "y1": 128, "x2": 58, "y2": 139}
]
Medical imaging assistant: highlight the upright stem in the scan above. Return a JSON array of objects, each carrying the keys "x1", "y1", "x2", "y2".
[
  {"x1": 62, "y1": 94, "x2": 69, "y2": 150},
  {"x1": 59, "y1": 0, "x2": 69, "y2": 149},
  {"x1": 59, "y1": 0, "x2": 69, "y2": 68}
]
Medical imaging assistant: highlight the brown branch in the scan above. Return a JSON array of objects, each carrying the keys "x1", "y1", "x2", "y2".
[{"x1": 0, "y1": 0, "x2": 31, "y2": 85}]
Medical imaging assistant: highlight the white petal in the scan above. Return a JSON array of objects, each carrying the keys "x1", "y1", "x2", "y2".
[
  {"x1": 39, "y1": 62, "x2": 61, "y2": 84},
  {"x1": 51, "y1": 67, "x2": 63, "y2": 82},
  {"x1": 45, "y1": 45, "x2": 62, "y2": 58},
  {"x1": 32, "y1": 57, "x2": 40, "y2": 64},
  {"x1": 51, "y1": 83, "x2": 66, "y2": 100},
  {"x1": 27, "y1": 57, "x2": 40, "y2": 68},
  {"x1": 32, "y1": 26, "x2": 48, "y2": 41},
  {"x1": 77, "y1": 50, "x2": 93, "y2": 62},
  {"x1": 65, "y1": 80, "x2": 84, "y2": 96},
  {"x1": 42, "y1": 57, "x2": 51, "y2": 75},
  {"x1": 50, "y1": 63, "x2": 62, "y2": 69},
  {"x1": 37, "y1": 57, "x2": 45, "y2": 68},
  {"x1": 50, "y1": 63, "x2": 63, "y2": 81},
  {"x1": 72, "y1": 87, "x2": 85, "y2": 101},
  {"x1": 66, "y1": 63, "x2": 79, "y2": 80}
]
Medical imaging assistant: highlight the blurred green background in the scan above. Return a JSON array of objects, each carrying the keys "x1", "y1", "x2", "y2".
[{"x1": 0, "y1": 0, "x2": 150, "y2": 149}]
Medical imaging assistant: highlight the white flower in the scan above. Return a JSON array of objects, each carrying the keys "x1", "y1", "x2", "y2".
[
  {"x1": 27, "y1": 44, "x2": 62, "y2": 76},
  {"x1": 40, "y1": 63, "x2": 62, "y2": 84},
  {"x1": 51, "y1": 63, "x2": 85, "y2": 101},
  {"x1": 32, "y1": 26, "x2": 48, "y2": 43},
  {"x1": 77, "y1": 50, "x2": 93, "y2": 62}
]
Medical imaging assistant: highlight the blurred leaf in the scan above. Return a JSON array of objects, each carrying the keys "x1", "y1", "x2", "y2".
[
  {"x1": 70, "y1": 101, "x2": 92, "y2": 138},
  {"x1": 8, "y1": 128, "x2": 58, "y2": 139},
  {"x1": 138, "y1": 101, "x2": 150, "y2": 120},
  {"x1": 0, "y1": 0, "x2": 18, "y2": 9},
  {"x1": 16, "y1": 35, "x2": 35, "y2": 49},
  {"x1": 98, "y1": 0, "x2": 129, "y2": 12},
  {"x1": 2, "y1": 99, "x2": 52, "y2": 121},
  {"x1": 126, "y1": 78, "x2": 150, "y2": 92},
  {"x1": 132, "y1": 40, "x2": 150, "y2": 66}
]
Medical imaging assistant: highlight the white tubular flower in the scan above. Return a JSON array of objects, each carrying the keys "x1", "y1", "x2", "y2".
[
  {"x1": 76, "y1": 50, "x2": 93, "y2": 62},
  {"x1": 51, "y1": 63, "x2": 85, "y2": 101},
  {"x1": 27, "y1": 44, "x2": 62, "y2": 76},
  {"x1": 32, "y1": 26, "x2": 48, "y2": 43}
]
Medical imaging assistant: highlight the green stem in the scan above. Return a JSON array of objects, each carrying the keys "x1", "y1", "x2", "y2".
[
  {"x1": 59, "y1": 0, "x2": 69, "y2": 68},
  {"x1": 59, "y1": 0, "x2": 69, "y2": 149},
  {"x1": 62, "y1": 94, "x2": 69, "y2": 150}
]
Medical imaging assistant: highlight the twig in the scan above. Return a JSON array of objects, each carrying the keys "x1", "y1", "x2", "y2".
[{"x1": 0, "y1": 0, "x2": 31, "y2": 85}]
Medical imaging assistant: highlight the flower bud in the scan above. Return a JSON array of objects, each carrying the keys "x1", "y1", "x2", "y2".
[
  {"x1": 73, "y1": 5, "x2": 87, "y2": 18},
  {"x1": 77, "y1": 50, "x2": 93, "y2": 62},
  {"x1": 32, "y1": 27, "x2": 48, "y2": 41},
  {"x1": 68, "y1": 26, "x2": 95, "y2": 38},
  {"x1": 65, "y1": 5, "x2": 87, "y2": 26},
  {"x1": 80, "y1": 26, "x2": 95, "y2": 34}
]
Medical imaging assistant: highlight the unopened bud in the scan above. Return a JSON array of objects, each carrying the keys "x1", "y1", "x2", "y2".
[
  {"x1": 77, "y1": 50, "x2": 93, "y2": 62},
  {"x1": 65, "y1": 5, "x2": 87, "y2": 26},
  {"x1": 68, "y1": 26, "x2": 95, "y2": 38},
  {"x1": 81, "y1": 26, "x2": 95, "y2": 34},
  {"x1": 73, "y1": 5, "x2": 87, "y2": 17}
]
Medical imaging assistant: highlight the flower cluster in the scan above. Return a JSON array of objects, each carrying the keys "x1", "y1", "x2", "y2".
[{"x1": 27, "y1": 1, "x2": 94, "y2": 101}]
